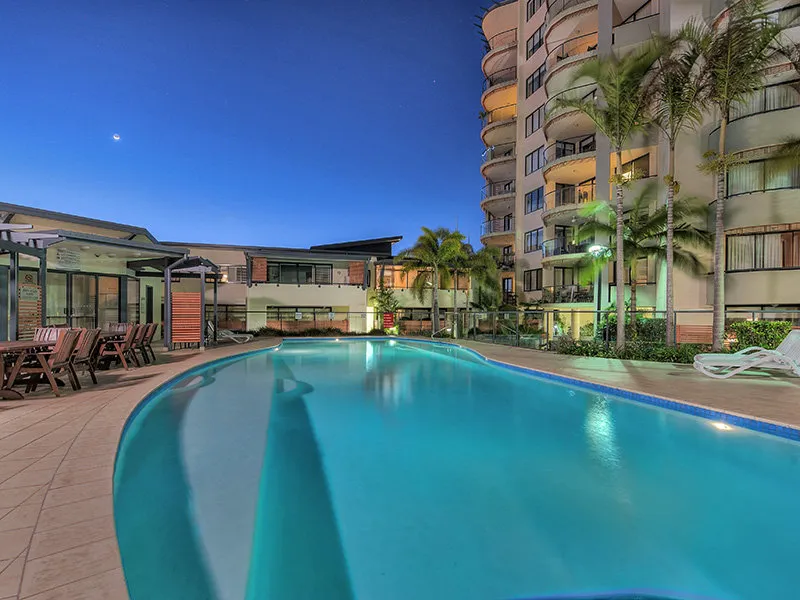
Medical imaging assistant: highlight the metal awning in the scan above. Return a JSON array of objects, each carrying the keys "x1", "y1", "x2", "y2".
[{"x1": 0, "y1": 224, "x2": 62, "y2": 258}]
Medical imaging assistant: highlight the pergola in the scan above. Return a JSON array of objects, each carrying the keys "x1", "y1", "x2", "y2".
[
  {"x1": 0, "y1": 224, "x2": 62, "y2": 340},
  {"x1": 128, "y1": 255, "x2": 220, "y2": 350}
]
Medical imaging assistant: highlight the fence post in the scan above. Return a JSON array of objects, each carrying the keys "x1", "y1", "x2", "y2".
[
  {"x1": 515, "y1": 310, "x2": 520, "y2": 347},
  {"x1": 492, "y1": 312, "x2": 496, "y2": 343}
]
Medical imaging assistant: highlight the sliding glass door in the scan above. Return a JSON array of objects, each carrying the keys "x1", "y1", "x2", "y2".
[{"x1": 71, "y1": 274, "x2": 97, "y2": 329}]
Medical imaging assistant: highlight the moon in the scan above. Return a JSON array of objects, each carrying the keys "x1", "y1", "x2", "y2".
[{"x1": 112, "y1": 134, "x2": 121, "y2": 141}]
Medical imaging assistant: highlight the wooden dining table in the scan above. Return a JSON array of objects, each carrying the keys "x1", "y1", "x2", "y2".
[{"x1": 0, "y1": 340, "x2": 56, "y2": 400}]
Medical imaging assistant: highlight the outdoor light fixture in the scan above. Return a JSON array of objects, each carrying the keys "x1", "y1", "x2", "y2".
[
  {"x1": 712, "y1": 422, "x2": 732, "y2": 431},
  {"x1": 588, "y1": 244, "x2": 610, "y2": 258}
]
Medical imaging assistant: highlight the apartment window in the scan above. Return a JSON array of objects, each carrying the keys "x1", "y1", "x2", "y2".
[
  {"x1": 525, "y1": 187, "x2": 544, "y2": 213},
  {"x1": 553, "y1": 267, "x2": 576, "y2": 286},
  {"x1": 526, "y1": 0, "x2": 545, "y2": 20},
  {"x1": 266, "y1": 263, "x2": 332, "y2": 284},
  {"x1": 523, "y1": 268, "x2": 543, "y2": 291},
  {"x1": 315, "y1": 265, "x2": 332, "y2": 284},
  {"x1": 620, "y1": 153, "x2": 650, "y2": 180},
  {"x1": 525, "y1": 64, "x2": 546, "y2": 98},
  {"x1": 525, "y1": 145, "x2": 545, "y2": 175},
  {"x1": 526, "y1": 25, "x2": 545, "y2": 59},
  {"x1": 728, "y1": 157, "x2": 800, "y2": 196},
  {"x1": 726, "y1": 229, "x2": 800, "y2": 272},
  {"x1": 525, "y1": 104, "x2": 545, "y2": 137},
  {"x1": 524, "y1": 228, "x2": 543, "y2": 253}
]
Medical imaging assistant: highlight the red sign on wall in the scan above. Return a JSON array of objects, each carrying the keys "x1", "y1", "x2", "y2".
[{"x1": 382, "y1": 312, "x2": 395, "y2": 328}]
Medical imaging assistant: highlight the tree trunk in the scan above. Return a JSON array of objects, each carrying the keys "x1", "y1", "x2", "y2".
[
  {"x1": 665, "y1": 145, "x2": 676, "y2": 346},
  {"x1": 615, "y1": 149, "x2": 626, "y2": 350},
  {"x1": 452, "y1": 269, "x2": 458, "y2": 338},
  {"x1": 712, "y1": 119, "x2": 727, "y2": 351},
  {"x1": 630, "y1": 258, "x2": 638, "y2": 338},
  {"x1": 432, "y1": 266, "x2": 441, "y2": 334}
]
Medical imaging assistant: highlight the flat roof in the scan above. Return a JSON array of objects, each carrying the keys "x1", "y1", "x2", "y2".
[
  {"x1": 0, "y1": 202, "x2": 158, "y2": 243},
  {"x1": 163, "y1": 238, "x2": 400, "y2": 260},
  {"x1": 43, "y1": 229, "x2": 187, "y2": 256}
]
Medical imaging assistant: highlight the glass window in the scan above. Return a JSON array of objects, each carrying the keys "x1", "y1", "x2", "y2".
[
  {"x1": 727, "y1": 230, "x2": 800, "y2": 271},
  {"x1": 525, "y1": 145, "x2": 545, "y2": 175},
  {"x1": 553, "y1": 267, "x2": 575, "y2": 286},
  {"x1": 97, "y1": 276, "x2": 120, "y2": 328},
  {"x1": 127, "y1": 278, "x2": 140, "y2": 324},
  {"x1": 524, "y1": 228, "x2": 543, "y2": 253},
  {"x1": 526, "y1": 25, "x2": 545, "y2": 59},
  {"x1": 525, "y1": 64, "x2": 546, "y2": 98},
  {"x1": 620, "y1": 153, "x2": 650, "y2": 180},
  {"x1": 267, "y1": 264, "x2": 280, "y2": 282},
  {"x1": 526, "y1": 0, "x2": 545, "y2": 20},
  {"x1": 525, "y1": 187, "x2": 544, "y2": 213},
  {"x1": 525, "y1": 104, "x2": 545, "y2": 137},
  {"x1": 523, "y1": 268, "x2": 542, "y2": 291},
  {"x1": 315, "y1": 264, "x2": 332, "y2": 284}
]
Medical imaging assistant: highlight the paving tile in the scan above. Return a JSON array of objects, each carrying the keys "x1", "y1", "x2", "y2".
[
  {"x1": 0, "y1": 460, "x2": 37, "y2": 484},
  {"x1": 28, "y1": 516, "x2": 115, "y2": 561},
  {"x1": 0, "y1": 527, "x2": 34, "y2": 560},
  {"x1": 43, "y1": 479, "x2": 111, "y2": 509},
  {"x1": 19, "y1": 537, "x2": 121, "y2": 598},
  {"x1": 50, "y1": 466, "x2": 112, "y2": 490},
  {"x1": 0, "y1": 502, "x2": 41, "y2": 532},
  {"x1": 0, "y1": 554, "x2": 24, "y2": 598},
  {"x1": 63, "y1": 443, "x2": 118, "y2": 460},
  {"x1": 36, "y1": 496, "x2": 113, "y2": 532},
  {"x1": 22, "y1": 567, "x2": 127, "y2": 600},
  {"x1": 56, "y1": 454, "x2": 113, "y2": 474},
  {"x1": 0, "y1": 468, "x2": 55, "y2": 491}
]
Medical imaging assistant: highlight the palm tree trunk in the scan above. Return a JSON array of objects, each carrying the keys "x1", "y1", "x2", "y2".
[
  {"x1": 629, "y1": 257, "x2": 638, "y2": 337},
  {"x1": 615, "y1": 149, "x2": 626, "y2": 350},
  {"x1": 432, "y1": 266, "x2": 441, "y2": 333},
  {"x1": 452, "y1": 269, "x2": 458, "y2": 338},
  {"x1": 665, "y1": 145, "x2": 676, "y2": 346},
  {"x1": 712, "y1": 119, "x2": 727, "y2": 351}
]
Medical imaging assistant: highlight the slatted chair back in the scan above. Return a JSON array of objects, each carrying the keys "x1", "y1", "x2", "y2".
[
  {"x1": 142, "y1": 322, "x2": 157, "y2": 344},
  {"x1": 104, "y1": 322, "x2": 130, "y2": 334},
  {"x1": 34, "y1": 327, "x2": 62, "y2": 343},
  {"x1": 49, "y1": 329, "x2": 81, "y2": 369},
  {"x1": 121, "y1": 324, "x2": 139, "y2": 352},
  {"x1": 133, "y1": 324, "x2": 147, "y2": 346},
  {"x1": 74, "y1": 328, "x2": 101, "y2": 363}
]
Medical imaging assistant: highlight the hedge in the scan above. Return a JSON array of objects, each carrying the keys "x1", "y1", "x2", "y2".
[
  {"x1": 728, "y1": 320, "x2": 793, "y2": 352},
  {"x1": 555, "y1": 339, "x2": 710, "y2": 364}
]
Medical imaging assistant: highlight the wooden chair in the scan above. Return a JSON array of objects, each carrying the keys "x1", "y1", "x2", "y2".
[
  {"x1": 19, "y1": 329, "x2": 81, "y2": 397},
  {"x1": 99, "y1": 324, "x2": 139, "y2": 370},
  {"x1": 140, "y1": 323, "x2": 158, "y2": 364},
  {"x1": 71, "y1": 328, "x2": 101, "y2": 388},
  {"x1": 130, "y1": 324, "x2": 149, "y2": 366},
  {"x1": 33, "y1": 327, "x2": 62, "y2": 343}
]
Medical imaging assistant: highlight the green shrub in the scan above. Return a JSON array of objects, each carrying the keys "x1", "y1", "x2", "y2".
[
  {"x1": 727, "y1": 320, "x2": 792, "y2": 352},
  {"x1": 555, "y1": 339, "x2": 711, "y2": 364}
]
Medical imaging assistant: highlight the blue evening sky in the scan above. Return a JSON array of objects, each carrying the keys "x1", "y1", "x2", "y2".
[{"x1": 0, "y1": 0, "x2": 487, "y2": 251}]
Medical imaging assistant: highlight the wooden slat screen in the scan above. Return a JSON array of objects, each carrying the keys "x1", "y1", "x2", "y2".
[
  {"x1": 17, "y1": 284, "x2": 42, "y2": 341},
  {"x1": 348, "y1": 261, "x2": 365, "y2": 286},
  {"x1": 171, "y1": 292, "x2": 202, "y2": 343},
  {"x1": 251, "y1": 257, "x2": 268, "y2": 283}
]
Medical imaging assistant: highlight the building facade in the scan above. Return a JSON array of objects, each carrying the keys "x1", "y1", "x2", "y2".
[{"x1": 479, "y1": 0, "x2": 800, "y2": 323}]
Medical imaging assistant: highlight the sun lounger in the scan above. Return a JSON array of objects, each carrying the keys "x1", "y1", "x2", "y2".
[
  {"x1": 206, "y1": 321, "x2": 253, "y2": 344},
  {"x1": 694, "y1": 330, "x2": 800, "y2": 379}
]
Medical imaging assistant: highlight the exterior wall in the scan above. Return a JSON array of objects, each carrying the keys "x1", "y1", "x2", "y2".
[{"x1": 726, "y1": 270, "x2": 800, "y2": 306}]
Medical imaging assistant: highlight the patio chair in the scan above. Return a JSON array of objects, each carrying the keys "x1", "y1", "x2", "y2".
[
  {"x1": 19, "y1": 328, "x2": 81, "y2": 396},
  {"x1": 71, "y1": 328, "x2": 101, "y2": 388},
  {"x1": 99, "y1": 323, "x2": 139, "y2": 370},
  {"x1": 206, "y1": 320, "x2": 253, "y2": 344},
  {"x1": 693, "y1": 330, "x2": 800, "y2": 379},
  {"x1": 129, "y1": 324, "x2": 149, "y2": 366},
  {"x1": 33, "y1": 327, "x2": 63, "y2": 343},
  {"x1": 140, "y1": 323, "x2": 158, "y2": 364}
]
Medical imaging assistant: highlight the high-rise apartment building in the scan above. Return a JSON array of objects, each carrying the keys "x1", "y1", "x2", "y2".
[{"x1": 479, "y1": 0, "x2": 800, "y2": 326}]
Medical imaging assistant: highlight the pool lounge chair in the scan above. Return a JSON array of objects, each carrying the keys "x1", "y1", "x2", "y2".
[
  {"x1": 207, "y1": 321, "x2": 253, "y2": 344},
  {"x1": 694, "y1": 330, "x2": 800, "y2": 379}
]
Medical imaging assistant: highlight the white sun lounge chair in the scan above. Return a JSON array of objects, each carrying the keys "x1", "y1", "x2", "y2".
[
  {"x1": 207, "y1": 321, "x2": 253, "y2": 344},
  {"x1": 693, "y1": 329, "x2": 800, "y2": 379}
]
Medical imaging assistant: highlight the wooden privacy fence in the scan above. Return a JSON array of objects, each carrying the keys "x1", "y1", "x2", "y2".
[{"x1": 171, "y1": 292, "x2": 202, "y2": 346}]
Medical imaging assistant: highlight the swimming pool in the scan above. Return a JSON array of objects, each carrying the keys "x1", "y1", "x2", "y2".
[{"x1": 113, "y1": 339, "x2": 800, "y2": 600}]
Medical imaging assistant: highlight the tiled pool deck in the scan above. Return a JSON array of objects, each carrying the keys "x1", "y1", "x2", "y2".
[{"x1": 0, "y1": 337, "x2": 798, "y2": 599}]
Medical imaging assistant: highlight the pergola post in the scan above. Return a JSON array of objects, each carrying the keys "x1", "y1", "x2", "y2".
[
  {"x1": 38, "y1": 253, "x2": 47, "y2": 327},
  {"x1": 9, "y1": 252, "x2": 18, "y2": 341},
  {"x1": 119, "y1": 276, "x2": 128, "y2": 323},
  {"x1": 164, "y1": 266, "x2": 172, "y2": 350},
  {"x1": 200, "y1": 269, "x2": 206, "y2": 349}
]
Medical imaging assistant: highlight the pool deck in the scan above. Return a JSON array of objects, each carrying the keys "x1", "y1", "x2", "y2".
[{"x1": 0, "y1": 336, "x2": 798, "y2": 599}]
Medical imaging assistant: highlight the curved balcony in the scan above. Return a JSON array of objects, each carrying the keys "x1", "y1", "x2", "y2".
[
  {"x1": 543, "y1": 83, "x2": 596, "y2": 139},
  {"x1": 542, "y1": 284, "x2": 594, "y2": 304},
  {"x1": 482, "y1": 28, "x2": 518, "y2": 76},
  {"x1": 482, "y1": 66, "x2": 518, "y2": 111},
  {"x1": 481, "y1": 143, "x2": 516, "y2": 180},
  {"x1": 543, "y1": 134, "x2": 596, "y2": 182},
  {"x1": 480, "y1": 217, "x2": 516, "y2": 244},
  {"x1": 541, "y1": 238, "x2": 592, "y2": 265},
  {"x1": 542, "y1": 181, "x2": 596, "y2": 225},
  {"x1": 545, "y1": 31, "x2": 598, "y2": 92},
  {"x1": 547, "y1": 0, "x2": 598, "y2": 32},
  {"x1": 480, "y1": 104, "x2": 517, "y2": 146},
  {"x1": 481, "y1": 180, "x2": 516, "y2": 211}
]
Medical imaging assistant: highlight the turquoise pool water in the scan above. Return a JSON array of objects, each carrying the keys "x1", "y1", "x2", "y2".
[{"x1": 113, "y1": 339, "x2": 800, "y2": 600}]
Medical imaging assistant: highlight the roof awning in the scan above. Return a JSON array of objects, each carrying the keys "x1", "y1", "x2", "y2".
[{"x1": 0, "y1": 224, "x2": 62, "y2": 258}]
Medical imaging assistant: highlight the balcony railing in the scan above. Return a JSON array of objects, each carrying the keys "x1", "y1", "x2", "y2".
[
  {"x1": 481, "y1": 218, "x2": 515, "y2": 236},
  {"x1": 541, "y1": 238, "x2": 592, "y2": 257},
  {"x1": 482, "y1": 180, "x2": 516, "y2": 200},
  {"x1": 481, "y1": 104, "x2": 517, "y2": 128},
  {"x1": 498, "y1": 255, "x2": 516, "y2": 269},
  {"x1": 483, "y1": 143, "x2": 516, "y2": 164},
  {"x1": 502, "y1": 292, "x2": 517, "y2": 306},
  {"x1": 483, "y1": 66, "x2": 517, "y2": 92},
  {"x1": 729, "y1": 79, "x2": 800, "y2": 122},
  {"x1": 485, "y1": 28, "x2": 517, "y2": 53},
  {"x1": 541, "y1": 284, "x2": 594, "y2": 303},
  {"x1": 619, "y1": 0, "x2": 659, "y2": 24},
  {"x1": 547, "y1": 0, "x2": 594, "y2": 20},
  {"x1": 546, "y1": 32, "x2": 599, "y2": 72},
  {"x1": 543, "y1": 83, "x2": 597, "y2": 120},
  {"x1": 544, "y1": 134, "x2": 596, "y2": 164},
  {"x1": 546, "y1": 181, "x2": 596, "y2": 209}
]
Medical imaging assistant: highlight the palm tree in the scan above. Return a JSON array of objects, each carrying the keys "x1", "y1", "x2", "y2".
[
  {"x1": 576, "y1": 182, "x2": 711, "y2": 335},
  {"x1": 396, "y1": 227, "x2": 465, "y2": 330},
  {"x1": 647, "y1": 39, "x2": 705, "y2": 345},
  {"x1": 553, "y1": 41, "x2": 664, "y2": 349},
  {"x1": 682, "y1": 0, "x2": 796, "y2": 349},
  {"x1": 466, "y1": 245, "x2": 501, "y2": 308}
]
